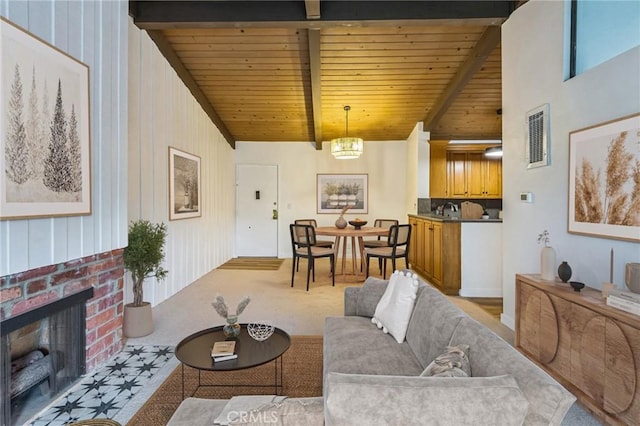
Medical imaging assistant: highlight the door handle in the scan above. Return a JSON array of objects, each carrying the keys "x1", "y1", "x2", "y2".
[{"x1": 272, "y1": 209, "x2": 278, "y2": 220}]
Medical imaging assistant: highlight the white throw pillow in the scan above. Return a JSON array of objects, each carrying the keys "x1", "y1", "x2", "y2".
[{"x1": 372, "y1": 270, "x2": 419, "y2": 343}]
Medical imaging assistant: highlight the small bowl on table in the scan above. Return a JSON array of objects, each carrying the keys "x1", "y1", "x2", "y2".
[
  {"x1": 349, "y1": 220, "x2": 367, "y2": 230},
  {"x1": 247, "y1": 321, "x2": 275, "y2": 341}
]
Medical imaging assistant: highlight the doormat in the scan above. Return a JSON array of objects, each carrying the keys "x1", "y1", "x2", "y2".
[{"x1": 217, "y1": 257, "x2": 284, "y2": 271}]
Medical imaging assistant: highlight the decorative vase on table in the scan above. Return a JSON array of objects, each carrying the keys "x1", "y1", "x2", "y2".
[
  {"x1": 558, "y1": 261, "x2": 572, "y2": 283},
  {"x1": 335, "y1": 215, "x2": 347, "y2": 229},
  {"x1": 538, "y1": 230, "x2": 556, "y2": 281},
  {"x1": 223, "y1": 315, "x2": 241, "y2": 338}
]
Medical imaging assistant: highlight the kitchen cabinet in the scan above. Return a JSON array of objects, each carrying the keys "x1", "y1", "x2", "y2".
[
  {"x1": 445, "y1": 151, "x2": 502, "y2": 199},
  {"x1": 429, "y1": 142, "x2": 448, "y2": 198},
  {"x1": 408, "y1": 215, "x2": 460, "y2": 295},
  {"x1": 516, "y1": 274, "x2": 640, "y2": 425}
]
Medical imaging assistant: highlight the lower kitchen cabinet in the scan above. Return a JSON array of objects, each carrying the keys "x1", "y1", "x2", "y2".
[{"x1": 408, "y1": 215, "x2": 460, "y2": 295}]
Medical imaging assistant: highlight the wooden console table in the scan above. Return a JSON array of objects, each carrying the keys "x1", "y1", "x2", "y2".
[{"x1": 515, "y1": 274, "x2": 640, "y2": 425}]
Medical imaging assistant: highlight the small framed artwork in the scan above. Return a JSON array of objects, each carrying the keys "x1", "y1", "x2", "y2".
[
  {"x1": 568, "y1": 113, "x2": 640, "y2": 242},
  {"x1": 1, "y1": 18, "x2": 91, "y2": 220},
  {"x1": 317, "y1": 173, "x2": 368, "y2": 214},
  {"x1": 169, "y1": 147, "x2": 201, "y2": 220}
]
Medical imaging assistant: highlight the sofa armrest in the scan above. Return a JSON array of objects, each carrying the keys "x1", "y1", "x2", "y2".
[
  {"x1": 325, "y1": 373, "x2": 529, "y2": 426},
  {"x1": 348, "y1": 277, "x2": 389, "y2": 317},
  {"x1": 344, "y1": 287, "x2": 360, "y2": 316}
]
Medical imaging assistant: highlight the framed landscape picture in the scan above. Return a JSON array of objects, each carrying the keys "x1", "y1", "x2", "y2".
[
  {"x1": 317, "y1": 173, "x2": 368, "y2": 214},
  {"x1": 1, "y1": 18, "x2": 91, "y2": 220},
  {"x1": 568, "y1": 113, "x2": 640, "y2": 242},
  {"x1": 169, "y1": 147, "x2": 201, "y2": 220}
]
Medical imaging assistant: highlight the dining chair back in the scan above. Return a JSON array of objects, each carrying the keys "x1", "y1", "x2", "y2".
[
  {"x1": 365, "y1": 224, "x2": 412, "y2": 279},
  {"x1": 289, "y1": 224, "x2": 335, "y2": 291},
  {"x1": 362, "y1": 219, "x2": 399, "y2": 248}
]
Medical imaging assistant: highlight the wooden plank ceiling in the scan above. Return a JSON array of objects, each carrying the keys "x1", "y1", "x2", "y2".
[{"x1": 130, "y1": 1, "x2": 516, "y2": 149}]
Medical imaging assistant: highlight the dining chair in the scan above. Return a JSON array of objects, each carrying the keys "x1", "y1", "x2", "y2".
[
  {"x1": 361, "y1": 219, "x2": 398, "y2": 272},
  {"x1": 365, "y1": 224, "x2": 412, "y2": 279},
  {"x1": 293, "y1": 219, "x2": 333, "y2": 271},
  {"x1": 290, "y1": 224, "x2": 335, "y2": 291}
]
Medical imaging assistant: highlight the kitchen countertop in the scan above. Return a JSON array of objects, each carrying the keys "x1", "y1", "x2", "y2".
[{"x1": 410, "y1": 213, "x2": 503, "y2": 223}]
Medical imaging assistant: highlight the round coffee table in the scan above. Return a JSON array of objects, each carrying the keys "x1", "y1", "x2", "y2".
[{"x1": 175, "y1": 324, "x2": 290, "y2": 399}]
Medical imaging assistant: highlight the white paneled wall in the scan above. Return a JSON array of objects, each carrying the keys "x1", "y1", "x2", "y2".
[
  {"x1": 0, "y1": 0, "x2": 128, "y2": 276},
  {"x1": 128, "y1": 21, "x2": 235, "y2": 307}
]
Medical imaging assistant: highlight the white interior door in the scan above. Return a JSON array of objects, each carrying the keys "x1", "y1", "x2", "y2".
[{"x1": 235, "y1": 164, "x2": 278, "y2": 257}]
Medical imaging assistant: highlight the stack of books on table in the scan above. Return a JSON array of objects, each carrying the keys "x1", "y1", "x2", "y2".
[
  {"x1": 607, "y1": 289, "x2": 640, "y2": 316},
  {"x1": 211, "y1": 341, "x2": 237, "y2": 362}
]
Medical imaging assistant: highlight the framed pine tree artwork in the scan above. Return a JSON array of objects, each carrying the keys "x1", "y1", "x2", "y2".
[{"x1": 1, "y1": 18, "x2": 91, "y2": 220}]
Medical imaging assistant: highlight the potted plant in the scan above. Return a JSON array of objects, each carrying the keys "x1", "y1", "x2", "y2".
[{"x1": 122, "y1": 219, "x2": 168, "y2": 337}]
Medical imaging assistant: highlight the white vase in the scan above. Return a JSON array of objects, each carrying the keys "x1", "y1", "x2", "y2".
[{"x1": 540, "y1": 246, "x2": 556, "y2": 281}]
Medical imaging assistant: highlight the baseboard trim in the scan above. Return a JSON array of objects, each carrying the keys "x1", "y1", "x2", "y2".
[
  {"x1": 459, "y1": 288, "x2": 503, "y2": 298},
  {"x1": 501, "y1": 313, "x2": 515, "y2": 331}
]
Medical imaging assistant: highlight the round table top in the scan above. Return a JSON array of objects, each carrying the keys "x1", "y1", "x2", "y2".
[
  {"x1": 175, "y1": 325, "x2": 290, "y2": 371},
  {"x1": 315, "y1": 226, "x2": 388, "y2": 237}
]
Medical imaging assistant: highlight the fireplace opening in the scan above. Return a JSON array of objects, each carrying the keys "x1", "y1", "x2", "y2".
[{"x1": 1, "y1": 288, "x2": 93, "y2": 425}]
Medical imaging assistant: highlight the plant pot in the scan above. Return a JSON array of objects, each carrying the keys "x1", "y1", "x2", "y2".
[{"x1": 123, "y1": 302, "x2": 154, "y2": 337}]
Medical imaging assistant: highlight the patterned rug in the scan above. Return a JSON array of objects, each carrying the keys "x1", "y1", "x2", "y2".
[
  {"x1": 28, "y1": 345, "x2": 174, "y2": 426},
  {"x1": 217, "y1": 257, "x2": 284, "y2": 271},
  {"x1": 127, "y1": 335, "x2": 323, "y2": 426}
]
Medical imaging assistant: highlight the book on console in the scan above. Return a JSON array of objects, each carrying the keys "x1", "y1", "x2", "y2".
[
  {"x1": 609, "y1": 289, "x2": 640, "y2": 304},
  {"x1": 213, "y1": 354, "x2": 238, "y2": 362},
  {"x1": 211, "y1": 341, "x2": 236, "y2": 357},
  {"x1": 607, "y1": 295, "x2": 640, "y2": 316}
]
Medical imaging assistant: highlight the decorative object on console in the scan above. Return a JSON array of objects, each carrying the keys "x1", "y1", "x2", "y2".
[
  {"x1": 625, "y1": 262, "x2": 640, "y2": 294},
  {"x1": 335, "y1": 205, "x2": 351, "y2": 229},
  {"x1": 569, "y1": 281, "x2": 585, "y2": 292},
  {"x1": 537, "y1": 230, "x2": 556, "y2": 281},
  {"x1": 212, "y1": 295, "x2": 251, "y2": 338},
  {"x1": 247, "y1": 321, "x2": 275, "y2": 341},
  {"x1": 557, "y1": 261, "x2": 572, "y2": 283}
]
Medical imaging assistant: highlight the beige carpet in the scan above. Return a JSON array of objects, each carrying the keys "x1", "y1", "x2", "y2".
[
  {"x1": 217, "y1": 257, "x2": 284, "y2": 271},
  {"x1": 126, "y1": 335, "x2": 322, "y2": 426}
]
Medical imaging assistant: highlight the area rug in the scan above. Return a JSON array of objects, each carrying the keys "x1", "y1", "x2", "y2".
[
  {"x1": 127, "y1": 335, "x2": 322, "y2": 426},
  {"x1": 217, "y1": 257, "x2": 284, "y2": 271}
]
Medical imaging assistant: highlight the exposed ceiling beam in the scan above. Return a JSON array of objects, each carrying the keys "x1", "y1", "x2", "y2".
[
  {"x1": 130, "y1": 1, "x2": 512, "y2": 29},
  {"x1": 145, "y1": 30, "x2": 236, "y2": 148},
  {"x1": 422, "y1": 25, "x2": 501, "y2": 133},
  {"x1": 305, "y1": 0, "x2": 321, "y2": 20},
  {"x1": 308, "y1": 29, "x2": 323, "y2": 150}
]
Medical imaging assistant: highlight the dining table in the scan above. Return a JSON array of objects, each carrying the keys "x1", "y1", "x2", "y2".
[{"x1": 315, "y1": 226, "x2": 389, "y2": 281}]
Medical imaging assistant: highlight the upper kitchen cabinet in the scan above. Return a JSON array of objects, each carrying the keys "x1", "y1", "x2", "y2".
[{"x1": 429, "y1": 143, "x2": 502, "y2": 199}]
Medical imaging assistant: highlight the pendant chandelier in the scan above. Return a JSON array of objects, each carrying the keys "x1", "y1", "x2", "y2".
[{"x1": 331, "y1": 106, "x2": 363, "y2": 159}]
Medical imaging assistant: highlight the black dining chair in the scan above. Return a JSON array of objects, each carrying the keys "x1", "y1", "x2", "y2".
[
  {"x1": 290, "y1": 224, "x2": 335, "y2": 291},
  {"x1": 293, "y1": 219, "x2": 333, "y2": 272},
  {"x1": 361, "y1": 219, "x2": 399, "y2": 272},
  {"x1": 365, "y1": 224, "x2": 411, "y2": 279}
]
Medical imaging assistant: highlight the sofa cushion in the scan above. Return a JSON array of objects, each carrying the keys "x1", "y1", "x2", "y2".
[
  {"x1": 372, "y1": 271, "x2": 420, "y2": 343},
  {"x1": 420, "y1": 344, "x2": 471, "y2": 377},
  {"x1": 404, "y1": 283, "x2": 467, "y2": 368},
  {"x1": 449, "y1": 317, "x2": 576, "y2": 425},
  {"x1": 224, "y1": 396, "x2": 324, "y2": 425},
  {"x1": 323, "y1": 316, "x2": 423, "y2": 391},
  {"x1": 325, "y1": 372, "x2": 530, "y2": 426},
  {"x1": 354, "y1": 277, "x2": 388, "y2": 317},
  {"x1": 167, "y1": 398, "x2": 229, "y2": 426}
]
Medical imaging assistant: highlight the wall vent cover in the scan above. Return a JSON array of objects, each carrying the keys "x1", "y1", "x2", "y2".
[{"x1": 526, "y1": 104, "x2": 550, "y2": 168}]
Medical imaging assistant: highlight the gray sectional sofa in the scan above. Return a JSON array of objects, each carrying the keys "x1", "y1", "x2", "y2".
[{"x1": 168, "y1": 275, "x2": 576, "y2": 425}]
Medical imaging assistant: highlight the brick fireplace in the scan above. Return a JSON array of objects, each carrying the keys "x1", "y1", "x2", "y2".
[{"x1": 0, "y1": 249, "x2": 125, "y2": 423}]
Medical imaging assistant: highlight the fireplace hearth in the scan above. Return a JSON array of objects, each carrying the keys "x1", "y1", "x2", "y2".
[{"x1": 1, "y1": 287, "x2": 93, "y2": 425}]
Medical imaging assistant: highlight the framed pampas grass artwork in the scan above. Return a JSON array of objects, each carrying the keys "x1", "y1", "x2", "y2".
[{"x1": 568, "y1": 113, "x2": 640, "y2": 242}]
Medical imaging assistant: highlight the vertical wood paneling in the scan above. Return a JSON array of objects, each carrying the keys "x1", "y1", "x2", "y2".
[
  {"x1": 0, "y1": 0, "x2": 128, "y2": 276},
  {"x1": 127, "y1": 20, "x2": 235, "y2": 307}
]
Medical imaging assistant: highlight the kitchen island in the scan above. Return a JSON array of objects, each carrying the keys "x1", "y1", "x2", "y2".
[{"x1": 408, "y1": 214, "x2": 502, "y2": 297}]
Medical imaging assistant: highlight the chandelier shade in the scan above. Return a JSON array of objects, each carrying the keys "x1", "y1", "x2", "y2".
[{"x1": 331, "y1": 106, "x2": 363, "y2": 159}]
